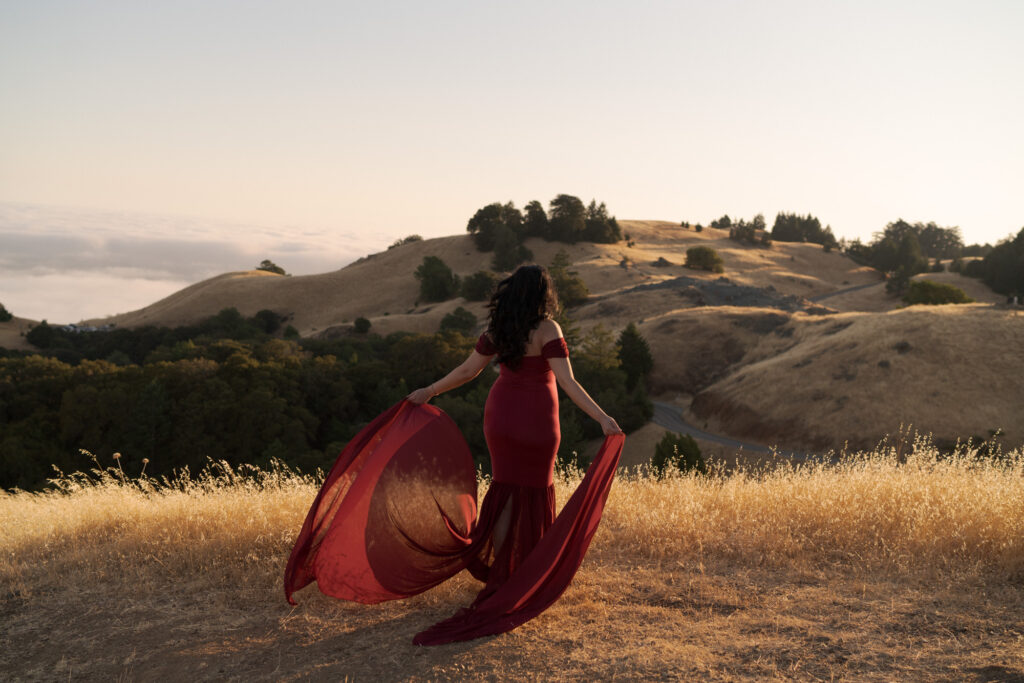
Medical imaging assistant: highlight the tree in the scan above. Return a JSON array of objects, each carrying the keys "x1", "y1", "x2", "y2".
[
  {"x1": 770, "y1": 212, "x2": 839, "y2": 250},
  {"x1": 257, "y1": 259, "x2": 287, "y2": 275},
  {"x1": 895, "y1": 231, "x2": 928, "y2": 276},
  {"x1": 729, "y1": 215, "x2": 764, "y2": 246},
  {"x1": 583, "y1": 200, "x2": 622, "y2": 243},
  {"x1": 466, "y1": 202, "x2": 523, "y2": 252},
  {"x1": 548, "y1": 194, "x2": 587, "y2": 243},
  {"x1": 685, "y1": 246, "x2": 724, "y2": 273},
  {"x1": 415, "y1": 256, "x2": 460, "y2": 302},
  {"x1": 353, "y1": 317, "x2": 371, "y2": 333},
  {"x1": 0, "y1": 303, "x2": 11, "y2": 322},
  {"x1": 491, "y1": 225, "x2": 533, "y2": 272},
  {"x1": 964, "y1": 227, "x2": 1024, "y2": 296},
  {"x1": 461, "y1": 271, "x2": 498, "y2": 301},
  {"x1": 440, "y1": 307, "x2": 476, "y2": 334},
  {"x1": 709, "y1": 214, "x2": 731, "y2": 229},
  {"x1": 917, "y1": 223, "x2": 963, "y2": 259},
  {"x1": 548, "y1": 250, "x2": 589, "y2": 307},
  {"x1": 617, "y1": 323, "x2": 653, "y2": 391},
  {"x1": 523, "y1": 200, "x2": 549, "y2": 238}
]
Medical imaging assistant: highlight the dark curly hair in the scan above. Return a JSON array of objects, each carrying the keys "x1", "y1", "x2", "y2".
[{"x1": 485, "y1": 265, "x2": 559, "y2": 369}]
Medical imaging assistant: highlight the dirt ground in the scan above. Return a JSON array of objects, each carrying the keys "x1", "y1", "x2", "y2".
[{"x1": 3, "y1": 563, "x2": 1021, "y2": 682}]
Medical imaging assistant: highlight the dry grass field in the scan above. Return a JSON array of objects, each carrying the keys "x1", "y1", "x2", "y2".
[{"x1": 3, "y1": 440, "x2": 1022, "y2": 681}]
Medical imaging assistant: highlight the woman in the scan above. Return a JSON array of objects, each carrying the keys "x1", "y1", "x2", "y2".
[
  {"x1": 284, "y1": 265, "x2": 625, "y2": 645},
  {"x1": 407, "y1": 265, "x2": 622, "y2": 603}
]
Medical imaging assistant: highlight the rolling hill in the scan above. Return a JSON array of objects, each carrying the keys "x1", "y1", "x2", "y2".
[{"x1": 11, "y1": 219, "x2": 1020, "y2": 453}]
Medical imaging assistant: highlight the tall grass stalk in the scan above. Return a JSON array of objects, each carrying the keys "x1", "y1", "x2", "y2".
[{"x1": 1, "y1": 436, "x2": 1021, "y2": 604}]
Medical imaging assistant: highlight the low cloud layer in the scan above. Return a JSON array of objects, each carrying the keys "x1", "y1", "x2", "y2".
[{"x1": 0, "y1": 202, "x2": 390, "y2": 323}]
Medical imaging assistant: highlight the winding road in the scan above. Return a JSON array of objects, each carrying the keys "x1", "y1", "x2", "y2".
[{"x1": 651, "y1": 401, "x2": 820, "y2": 462}]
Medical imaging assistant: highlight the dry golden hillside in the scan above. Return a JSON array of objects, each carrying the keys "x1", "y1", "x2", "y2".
[
  {"x1": 82, "y1": 221, "x2": 880, "y2": 336},
  {"x1": 69, "y1": 220, "x2": 1019, "y2": 453},
  {"x1": 688, "y1": 305, "x2": 1024, "y2": 451},
  {"x1": 818, "y1": 270, "x2": 1005, "y2": 312},
  {"x1": 0, "y1": 316, "x2": 36, "y2": 351}
]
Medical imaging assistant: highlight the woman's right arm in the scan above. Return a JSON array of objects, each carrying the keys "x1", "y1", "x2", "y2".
[{"x1": 406, "y1": 350, "x2": 494, "y2": 404}]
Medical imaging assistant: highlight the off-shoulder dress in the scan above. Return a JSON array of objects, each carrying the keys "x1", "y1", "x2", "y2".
[{"x1": 283, "y1": 332, "x2": 624, "y2": 645}]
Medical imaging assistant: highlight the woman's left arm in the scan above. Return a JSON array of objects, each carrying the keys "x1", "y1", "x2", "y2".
[{"x1": 406, "y1": 350, "x2": 494, "y2": 404}]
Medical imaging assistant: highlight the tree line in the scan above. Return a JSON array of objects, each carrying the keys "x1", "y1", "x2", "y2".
[
  {"x1": 693, "y1": 211, "x2": 1021, "y2": 298},
  {"x1": 2, "y1": 308, "x2": 654, "y2": 491},
  {"x1": 466, "y1": 194, "x2": 622, "y2": 272}
]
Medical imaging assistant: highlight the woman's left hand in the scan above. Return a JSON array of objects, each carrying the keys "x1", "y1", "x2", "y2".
[{"x1": 407, "y1": 386, "x2": 435, "y2": 405}]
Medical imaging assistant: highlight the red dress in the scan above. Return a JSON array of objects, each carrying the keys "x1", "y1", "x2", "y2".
[{"x1": 283, "y1": 333, "x2": 625, "y2": 645}]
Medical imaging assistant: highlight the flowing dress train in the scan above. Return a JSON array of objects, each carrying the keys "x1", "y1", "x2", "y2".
[{"x1": 283, "y1": 334, "x2": 625, "y2": 644}]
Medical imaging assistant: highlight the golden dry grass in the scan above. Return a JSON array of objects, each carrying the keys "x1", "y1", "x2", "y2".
[
  {"x1": 0, "y1": 316, "x2": 36, "y2": 351},
  {"x1": 2, "y1": 440, "x2": 1022, "y2": 681},
  {"x1": 691, "y1": 305, "x2": 1024, "y2": 451},
  {"x1": 79, "y1": 220, "x2": 883, "y2": 336}
]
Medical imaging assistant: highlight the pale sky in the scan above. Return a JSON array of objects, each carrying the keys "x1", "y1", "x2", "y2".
[{"x1": 1, "y1": 0, "x2": 1022, "y2": 322}]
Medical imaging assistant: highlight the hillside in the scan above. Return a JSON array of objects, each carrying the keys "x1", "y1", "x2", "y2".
[
  {"x1": 82, "y1": 221, "x2": 878, "y2": 335},
  {"x1": 0, "y1": 316, "x2": 35, "y2": 351},
  {"x1": 58, "y1": 220, "x2": 1023, "y2": 452}
]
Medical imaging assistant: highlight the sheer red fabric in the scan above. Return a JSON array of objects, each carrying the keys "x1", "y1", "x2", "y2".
[{"x1": 283, "y1": 333, "x2": 625, "y2": 644}]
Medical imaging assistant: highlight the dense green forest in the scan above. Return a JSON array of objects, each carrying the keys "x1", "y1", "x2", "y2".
[{"x1": 0, "y1": 309, "x2": 652, "y2": 491}]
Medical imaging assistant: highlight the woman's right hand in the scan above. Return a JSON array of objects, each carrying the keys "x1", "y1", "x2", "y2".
[
  {"x1": 406, "y1": 386, "x2": 435, "y2": 405},
  {"x1": 599, "y1": 415, "x2": 624, "y2": 435}
]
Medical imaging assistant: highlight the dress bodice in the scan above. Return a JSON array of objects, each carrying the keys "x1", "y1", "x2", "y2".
[{"x1": 475, "y1": 334, "x2": 569, "y2": 382}]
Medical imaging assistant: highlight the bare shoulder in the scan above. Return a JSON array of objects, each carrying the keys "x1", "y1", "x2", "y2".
[{"x1": 538, "y1": 318, "x2": 563, "y2": 344}]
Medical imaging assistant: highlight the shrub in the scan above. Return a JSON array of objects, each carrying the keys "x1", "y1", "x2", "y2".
[
  {"x1": 353, "y1": 317, "x2": 371, "y2": 334},
  {"x1": 461, "y1": 271, "x2": 498, "y2": 301},
  {"x1": 685, "y1": 246, "x2": 724, "y2": 273},
  {"x1": 283, "y1": 325, "x2": 300, "y2": 339},
  {"x1": 651, "y1": 432, "x2": 706, "y2": 476},
  {"x1": 440, "y1": 307, "x2": 476, "y2": 334},
  {"x1": 902, "y1": 280, "x2": 974, "y2": 305},
  {"x1": 0, "y1": 303, "x2": 12, "y2": 322},
  {"x1": 253, "y1": 309, "x2": 283, "y2": 334},
  {"x1": 415, "y1": 256, "x2": 460, "y2": 302},
  {"x1": 26, "y1": 320, "x2": 57, "y2": 348},
  {"x1": 388, "y1": 234, "x2": 423, "y2": 249}
]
